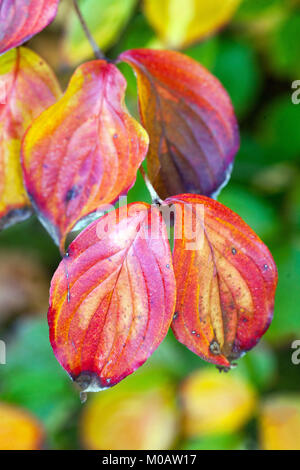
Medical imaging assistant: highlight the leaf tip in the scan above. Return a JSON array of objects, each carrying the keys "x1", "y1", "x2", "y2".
[
  {"x1": 74, "y1": 371, "x2": 110, "y2": 394},
  {"x1": 0, "y1": 207, "x2": 32, "y2": 231}
]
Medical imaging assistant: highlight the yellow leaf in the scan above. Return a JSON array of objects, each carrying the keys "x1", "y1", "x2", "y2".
[
  {"x1": 143, "y1": 0, "x2": 242, "y2": 48},
  {"x1": 180, "y1": 368, "x2": 256, "y2": 437},
  {"x1": 81, "y1": 376, "x2": 179, "y2": 450},
  {"x1": 259, "y1": 395, "x2": 300, "y2": 450}
]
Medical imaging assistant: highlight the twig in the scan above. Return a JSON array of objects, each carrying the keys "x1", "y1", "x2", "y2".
[
  {"x1": 72, "y1": 0, "x2": 106, "y2": 61},
  {"x1": 139, "y1": 166, "x2": 163, "y2": 205}
]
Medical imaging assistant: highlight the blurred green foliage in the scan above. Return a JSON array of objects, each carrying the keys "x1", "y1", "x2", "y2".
[{"x1": 0, "y1": 0, "x2": 300, "y2": 451}]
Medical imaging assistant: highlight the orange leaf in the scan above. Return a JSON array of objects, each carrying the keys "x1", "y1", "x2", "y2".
[
  {"x1": 0, "y1": 0, "x2": 60, "y2": 54},
  {"x1": 0, "y1": 402, "x2": 43, "y2": 450},
  {"x1": 165, "y1": 194, "x2": 277, "y2": 367},
  {"x1": 22, "y1": 60, "x2": 149, "y2": 252},
  {"x1": 48, "y1": 203, "x2": 176, "y2": 391},
  {"x1": 120, "y1": 49, "x2": 239, "y2": 200},
  {"x1": 0, "y1": 47, "x2": 62, "y2": 229}
]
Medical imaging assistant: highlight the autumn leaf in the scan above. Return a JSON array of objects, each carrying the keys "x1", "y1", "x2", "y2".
[
  {"x1": 0, "y1": 402, "x2": 43, "y2": 450},
  {"x1": 0, "y1": 47, "x2": 62, "y2": 230},
  {"x1": 143, "y1": 0, "x2": 241, "y2": 49},
  {"x1": 48, "y1": 203, "x2": 176, "y2": 391},
  {"x1": 180, "y1": 369, "x2": 256, "y2": 437},
  {"x1": 164, "y1": 194, "x2": 277, "y2": 367},
  {"x1": 120, "y1": 49, "x2": 239, "y2": 200},
  {"x1": 0, "y1": 0, "x2": 60, "y2": 55},
  {"x1": 63, "y1": 0, "x2": 138, "y2": 66},
  {"x1": 22, "y1": 60, "x2": 149, "y2": 252}
]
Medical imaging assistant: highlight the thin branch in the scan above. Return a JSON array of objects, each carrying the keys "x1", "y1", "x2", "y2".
[
  {"x1": 139, "y1": 166, "x2": 163, "y2": 205},
  {"x1": 72, "y1": 0, "x2": 106, "y2": 61}
]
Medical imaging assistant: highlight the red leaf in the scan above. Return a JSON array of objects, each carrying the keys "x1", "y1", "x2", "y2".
[
  {"x1": 22, "y1": 60, "x2": 149, "y2": 252},
  {"x1": 48, "y1": 203, "x2": 176, "y2": 391},
  {"x1": 120, "y1": 49, "x2": 239, "y2": 200},
  {"x1": 165, "y1": 194, "x2": 277, "y2": 367},
  {"x1": 0, "y1": 0, "x2": 60, "y2": 55}
]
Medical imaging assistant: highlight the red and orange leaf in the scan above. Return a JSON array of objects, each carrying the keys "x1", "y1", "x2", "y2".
[
  {"x1": 120, "y1": 49, "x2": 239, "y2": 200},
  {"x1": 22, "y1": 60, "x2": 149, "y2": 252},
  {"x1": 48, "y1": 203, "x2": 176, "y2": 391},
  {"x1": 0, "y1": 0, "x2": 60, "y2": 55},
  {"x1": 165, "y1": 194, "x2": 277, "y2": 368},
  {"x1": 0, "y1": 47, "x2": 62, "y2": 229}
]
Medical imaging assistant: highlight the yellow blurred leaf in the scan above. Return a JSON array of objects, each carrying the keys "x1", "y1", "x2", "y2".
[
  {"x1": 81, "y1": 380, "x2": 179, "y2": 450},
  {"x1": 180, "y1": 369, "x2": 256, "y2": 437},
  {"x1": 0, "y1": 402, "x2": 43, "y2": 450},
  {"x1": 63, "y1": 0, "x2": 138, "y2": 65},
  {"x1": 259, "y1": 395, "x2": 300, "y2": 450},
  {"x1": 143, "y1": 0, "x2": 241, "y2": 48}
]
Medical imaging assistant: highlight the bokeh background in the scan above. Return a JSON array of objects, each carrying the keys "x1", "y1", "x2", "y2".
[{"x1": 0, "y1": 0, "x2": 300, "y2": 450}]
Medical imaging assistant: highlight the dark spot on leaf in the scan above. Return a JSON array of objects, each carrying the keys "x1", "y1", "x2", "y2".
[
  {"x1": 209, "y1": 340, "x2": 221, "y2": 355},
  {"x1": 66, "y1": 185, "x2": 80, "y2": 203}
]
